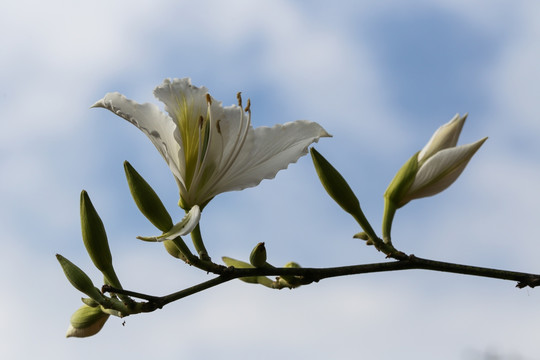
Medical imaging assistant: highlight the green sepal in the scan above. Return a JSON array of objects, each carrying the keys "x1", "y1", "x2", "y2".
[
  {"x1": 310, "y1": 148, "x2": 361, "y2": 215},
  {"x1": 66, "y1": 305, "x2": 110, "y2": 338},
  {"x1": 124, "y1": 161, "x2": 173, "y2": 232},
  {"x1": 56, "y1": 254, "x2": 104, "y2": 302},
  {"x1": 383, "y1": 151, "x2": 419, "y2": 208},
  {"x1": 382, "y1": 151, "x2": 419, "y2": 244},
  {"x1": 249, "y1": 242, "x2": 267, "y2": 267},
  {"x1": 80, "y1": 190, "x2": 122, "y2": 289},
  {"x1": 81, "y1": 297, "x2": 100, "y2": 308}
]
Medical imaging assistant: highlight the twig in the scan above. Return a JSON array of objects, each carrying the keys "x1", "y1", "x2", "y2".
[{"x1": 101, "y1": 254, "x2": 540, "y2": 315}]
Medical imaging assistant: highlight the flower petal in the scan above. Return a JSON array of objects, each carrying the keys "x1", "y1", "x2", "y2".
[
  {"x1": 92, "y1": 92, "x2": 186, "y2": 192},
  {"x1": 212, "y1": 120, "x2": 331, "y2": 195},
  {"x1": 405, "y1": 137, "x2": 487, "y2": 203},
  {"x1": 418, "y1": 114, "x2": 466, "y2": 163},
  {"x1": 136, "y1": 205, "x2": 201, "y2": 242}
]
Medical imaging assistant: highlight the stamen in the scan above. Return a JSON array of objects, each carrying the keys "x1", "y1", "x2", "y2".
[
  {"x1": 206, "y1": 93, "x2": 212, "y2": 105},
  {"x1": 237, "y1": 92, "x2": 242, "y2": 107}
]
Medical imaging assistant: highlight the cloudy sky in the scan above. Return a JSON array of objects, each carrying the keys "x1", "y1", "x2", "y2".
[{"x1": 2, "y1": 0, "x2": 540, "y2": 359}]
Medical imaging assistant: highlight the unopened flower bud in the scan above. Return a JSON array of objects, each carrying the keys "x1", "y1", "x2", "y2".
[
  {"x1": 249, "y1": 242, "x2": 267, "y2": 267},
  {"x1": 66, "y1": 305, "x2": 109, "y2": 338},
  {"x1": 382, "y1": 114, "x2": 487, "y2": 244},
  {"x1": 310, "y1": 148, "x2": 360, "y2": 215},
  {"x1": 124, "y1": 161, "x2": 173, "y2": 232},
  {"x1": 80, "y1": 190, "x2": 122, "y2": 288},
  {"x1": 56, "y1": 254, "x2": 104, "y2": 302}
]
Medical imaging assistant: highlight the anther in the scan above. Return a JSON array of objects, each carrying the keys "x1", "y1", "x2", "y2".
[
  {"x1": 245, "y1": 98, "x2": 251, "y2": 113},
  {"x1": 198, "y1": 115, "x2": 204, "y2": 128},
  {"x1": 216, "y1": 119, "x2": 222, "y2": 134},
  {"x1": 237, "y1": 92, "x2": 242, "y2": 107},
  {"x1": 206, "y1": 93, "x2": 212, "y2": 105}
]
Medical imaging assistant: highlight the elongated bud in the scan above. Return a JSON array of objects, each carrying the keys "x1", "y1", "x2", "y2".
[
  {"x1": 124, "y1": 161, "x2": 173, "y2": 232},
  {"x1": 249, "y1": 242, "x2": 267, "y2": 267},
  {"x1": 311, "y1": 148, "x2": 378, "y2": 240},
  {"x1": 80, "y1": 190, "x2": 122, "y2": 288},
  {"x1": 310, "y1": 148, "x2": 361, "y2": 215},
  {"x1": 56, "y1": 254, "x2": 104, "y2": 302},
  {"x1": 66, "y1": 305, "x2": 109, "y2": 338}
]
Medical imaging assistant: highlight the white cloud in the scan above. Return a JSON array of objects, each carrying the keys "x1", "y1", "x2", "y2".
[{"x1": 2, "y1": 1, "x2": 540, "y2": 359}]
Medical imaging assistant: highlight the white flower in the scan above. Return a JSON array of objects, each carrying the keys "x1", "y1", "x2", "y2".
[
  {"x1": 382, "y1": 114, "x2": 487, "y2": 244},
  {"x1": 400, "y1": 114, "x2": 487, "y2": 206},
  {"x1": 93, "y1": 78, "x2": 331, "y2": 209}
]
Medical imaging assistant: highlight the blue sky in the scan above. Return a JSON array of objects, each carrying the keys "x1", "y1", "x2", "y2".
[{"x1": 2, "y1": 1, "x2": 540, "y2": 359}]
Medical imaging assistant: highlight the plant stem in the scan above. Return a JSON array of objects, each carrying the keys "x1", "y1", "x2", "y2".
[
  {"x1": 101, "y1": 254, "x2": 540, "y2": 315},
  {"x1": 190, "y1": 224, "x2": 210, "y2": 261}
]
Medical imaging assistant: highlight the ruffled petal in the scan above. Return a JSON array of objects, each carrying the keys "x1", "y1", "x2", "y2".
[
  {"x1": 92, "y1": 93, "x2": 186, "y2": 191},
  {"x1": 209, "y1": 120, "x2": 331, "y2": 196}
]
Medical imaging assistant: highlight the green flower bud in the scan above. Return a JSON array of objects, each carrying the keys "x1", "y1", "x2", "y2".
[
  {"x1": 124, "y1": 161, "x2": 173, "y2": 232},
  {"x1": 80, "y1": 190, "x2": 122, "y2": 288},
  {"x1": 66, "y1": 305, "x2": 109, "y2": 338},
  {"x1": 310, "y1": 148, "x2": 360, "y2": 215},
  {"x1": 249, "y1": 242, "x2": 267, "y2": 267},
  {"x1": 56, "y1": 254, "x2": 104, "y2": 302},
  {"x1": 311, "y1": 148, "x2": 378, "y2": 240},
  {"x1": 162, "y1": 239, "x2": 189, "y2": 261}
]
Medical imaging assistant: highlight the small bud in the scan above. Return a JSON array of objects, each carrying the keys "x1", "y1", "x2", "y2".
[
  {"x1": 222, "y1": 256, "x2": 273, "y2": 287},
  {"x1": 277, "y1": 261, "x2": 303, "y2": 288},
  {"x1": 66, "y1": 305, "x2": 109, "y2": 338},
  {"x1": 310, "y1": 148, "x2": 361, "y2": 215},
  {"x1": 56, "y1": 254, "x2": 104, "y2": 302},
  {"x1": 80, "y1": 190, "x2": 122, "y2": 288},
  {"x1": 353, "y1": 232, "x2": 369, "y2": 240},
  {"x1": 124, "y1": 161, "x2": 173, "y2": 232},
  {"x1": 249, "y1": 242, "x2": 267, "y2": 267}
]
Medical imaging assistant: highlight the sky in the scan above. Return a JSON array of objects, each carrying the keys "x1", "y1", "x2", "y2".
[{"x1": 1, "y1": 0, "x2": 540, "y2": 359}]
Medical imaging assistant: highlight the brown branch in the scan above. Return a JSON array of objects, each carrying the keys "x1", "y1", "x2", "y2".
[{"x1": 101, "y1": 254, "x2": 540, "y2": 316}]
